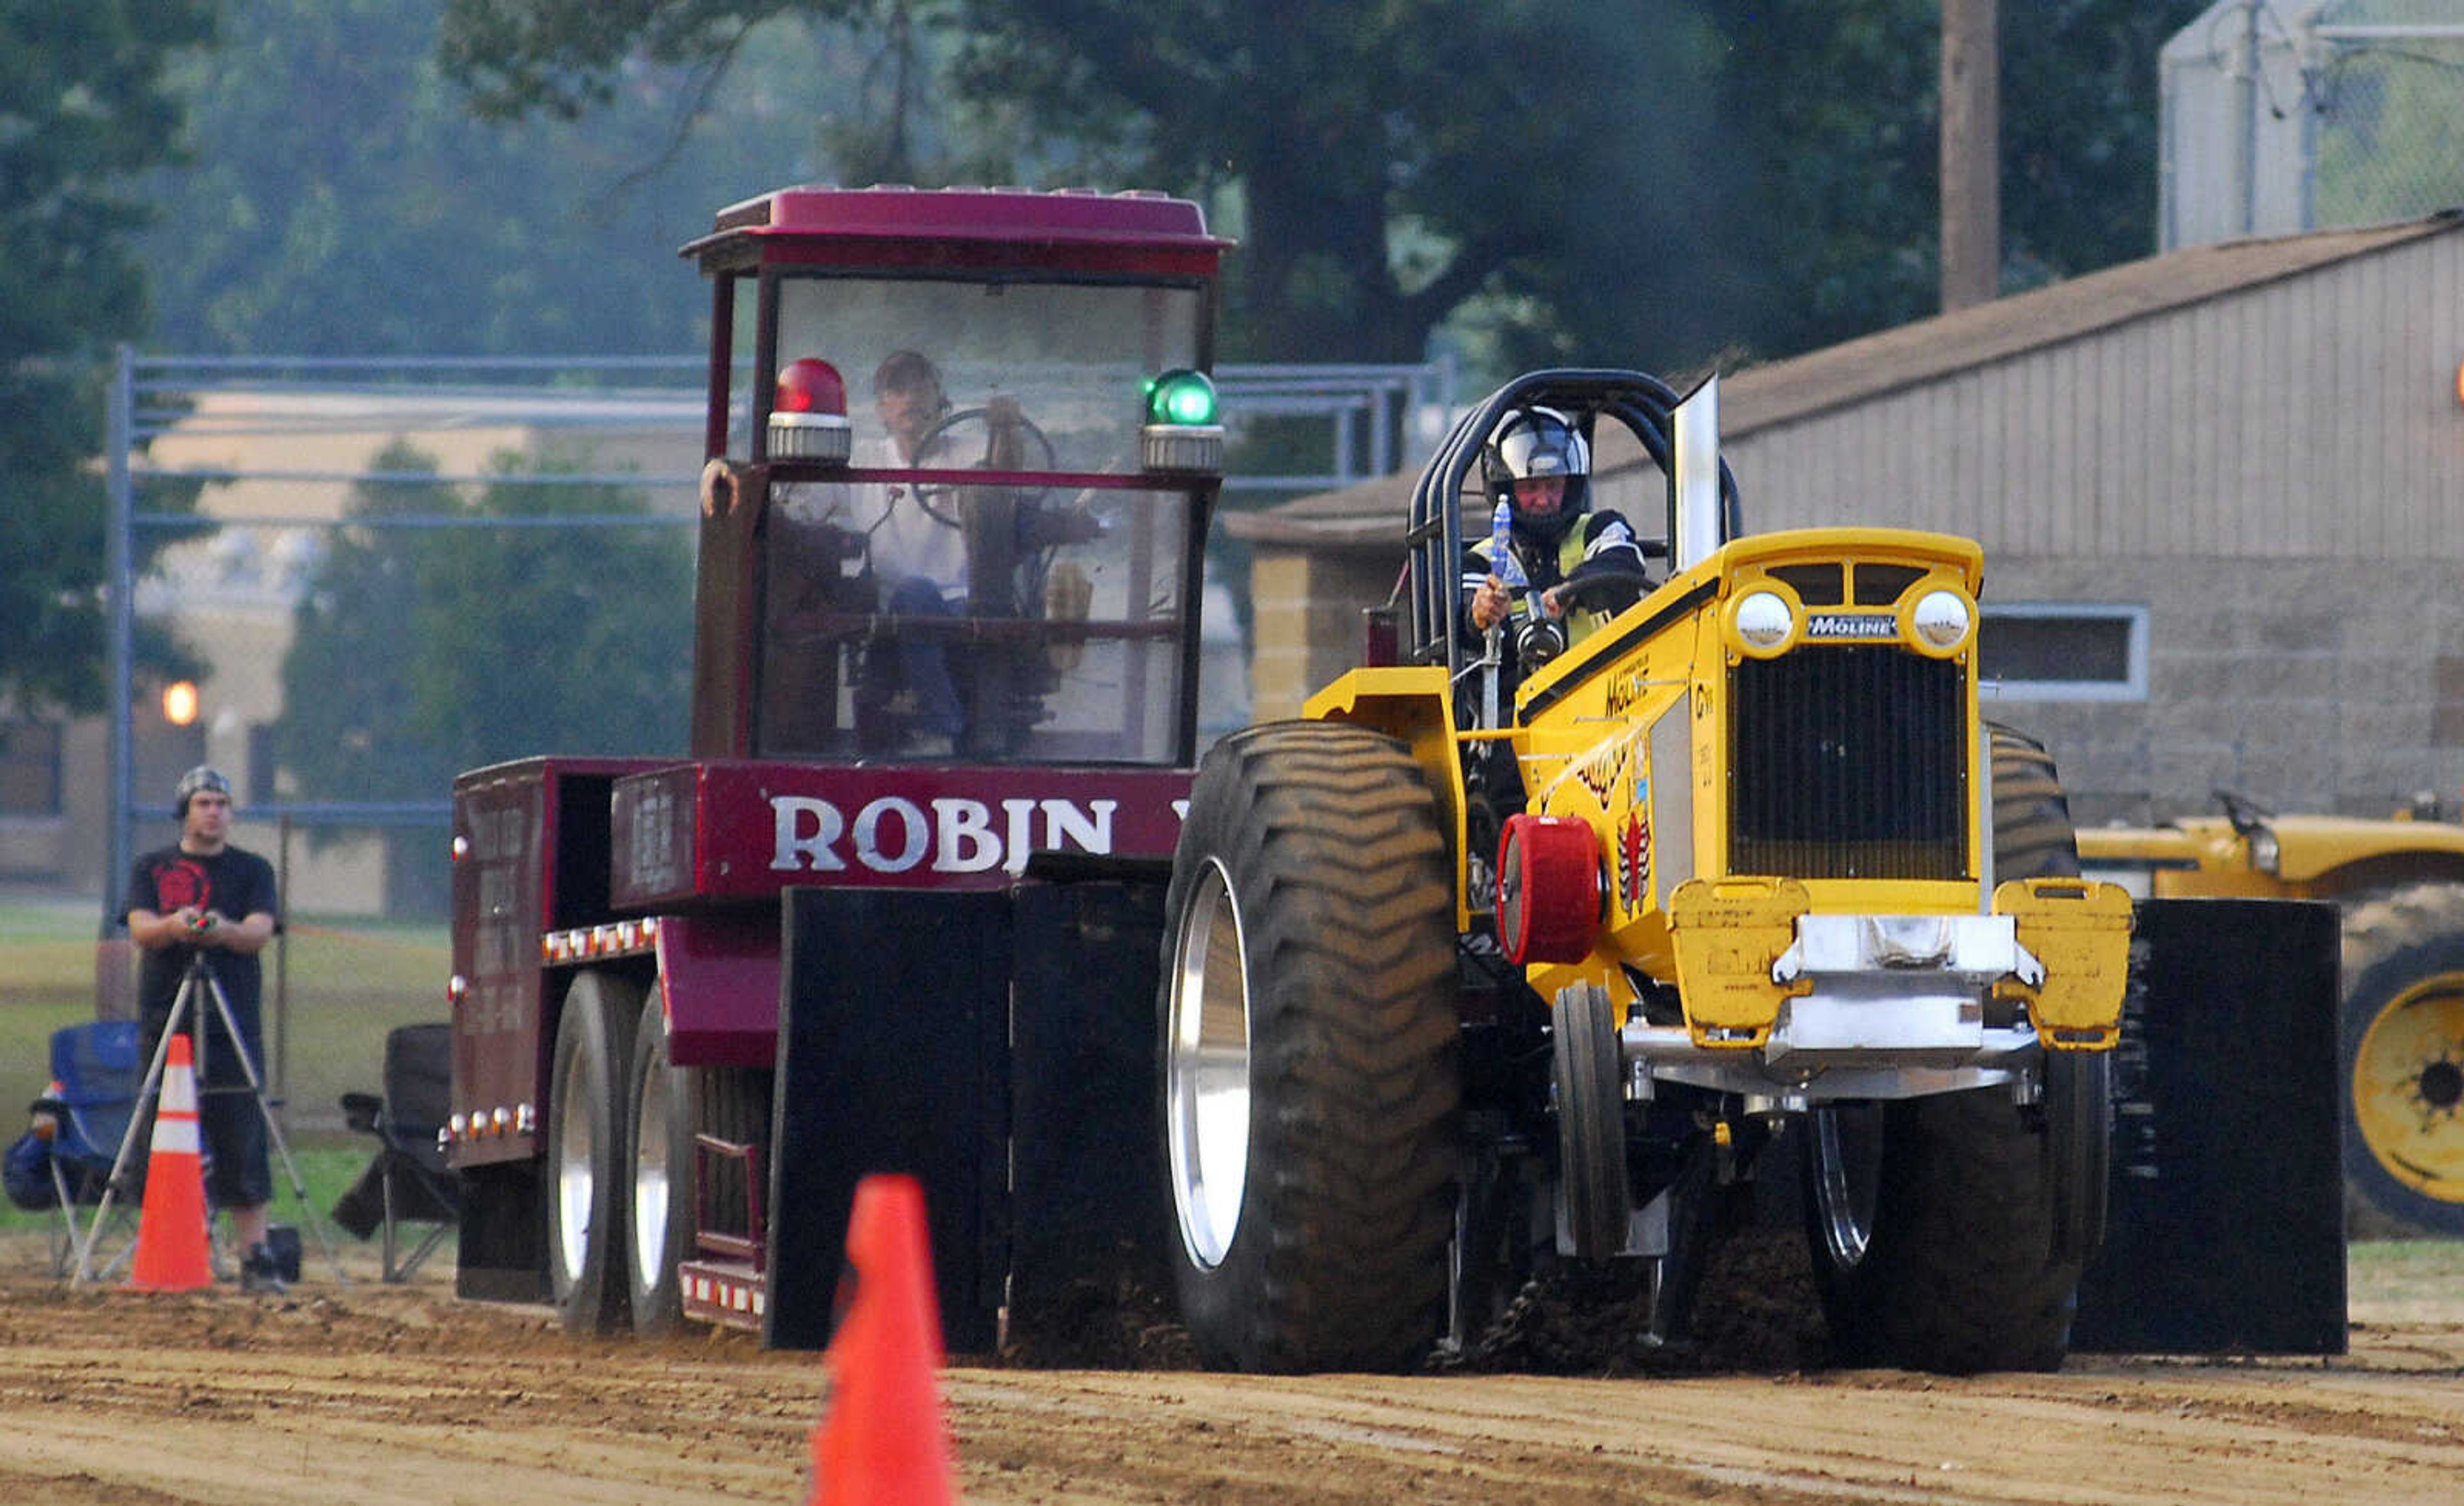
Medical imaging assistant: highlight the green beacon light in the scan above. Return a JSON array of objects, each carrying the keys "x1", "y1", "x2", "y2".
[
  {"x1": 1147, "y1": 369, "x2": 1219, "y2": 425},
  {"x1": 1140, "y1": 368, "x2": 1225, "y2": 474}
]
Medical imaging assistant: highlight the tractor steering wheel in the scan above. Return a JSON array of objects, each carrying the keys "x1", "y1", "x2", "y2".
[
  {"x1": 1550, "y1": 567, "x2": 1657, "y2": 613},
  {"x1": 910, "y1": 404, "x2": 1058, "y2": 526}
]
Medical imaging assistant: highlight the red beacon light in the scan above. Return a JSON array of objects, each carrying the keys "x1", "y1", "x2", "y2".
[{"x1": 769, "y1": 357, "x2": 852, "y2": 463}]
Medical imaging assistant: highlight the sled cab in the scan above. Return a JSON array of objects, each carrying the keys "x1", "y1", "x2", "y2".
[{"x1": 681, "y1": 186, "x2": 1232, "y2": 767}]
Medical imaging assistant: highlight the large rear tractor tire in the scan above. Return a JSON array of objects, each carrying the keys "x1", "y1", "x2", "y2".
[
  {"x1": 1802, "y1": 726, "x2": 2110, "y2": 1373},
  {"x1": 549, "y1": 970, "x2": 637, "y2": 1336},
  {"x1": 1160, "y1": 720, "x2": 1462, "y2": 1373},
  {"x1": 2340, "y1": 882, "x2": 2464, "y2": 1236}
]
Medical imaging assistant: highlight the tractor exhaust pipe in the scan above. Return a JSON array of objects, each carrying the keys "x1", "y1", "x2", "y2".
[{"x1": 1671, "y1": 375, "x2": 1724, "y2": 572}]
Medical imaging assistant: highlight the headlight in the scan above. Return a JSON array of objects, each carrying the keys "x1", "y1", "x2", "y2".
[
  {"x1": 1910, "y1": 588, "x2": 1973, "y2": 650},
  {"x1": 1734, "y1": 590, "x2": 1794, "y2": 649}
]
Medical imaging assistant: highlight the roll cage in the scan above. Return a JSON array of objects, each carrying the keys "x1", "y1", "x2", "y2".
[{"x1": 1403, "y1": 369, "x2": 1743, "y2": 690}]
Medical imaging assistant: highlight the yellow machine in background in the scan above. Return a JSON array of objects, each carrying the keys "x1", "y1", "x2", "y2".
[{"x1": 2081, "y1": 796, "x2": 2464, "y2": 1234}]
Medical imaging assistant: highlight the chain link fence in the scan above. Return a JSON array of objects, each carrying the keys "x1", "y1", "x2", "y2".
[
  {"x1": 72, "y1": 350, "x2": 1449, "y2": 1131},
  {"x1": 102, "y1": 350, "x2": 1454, "y2": 929},
  {"x1": 2163, "y1": 1, "x2": 2464, "y2": 248}
]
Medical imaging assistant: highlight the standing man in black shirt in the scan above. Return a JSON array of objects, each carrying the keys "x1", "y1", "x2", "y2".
[{"x1": 123, "y1": 766, "x2": 286, "y2": 1292}]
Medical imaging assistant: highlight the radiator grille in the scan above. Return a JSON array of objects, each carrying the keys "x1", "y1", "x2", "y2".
[
  {"x1": 1770, "y1": 564, "x2": 1844, "y2": 604},
  {"x1": 1728, "y1": 646, "x2": 1969, "y2": 880}
]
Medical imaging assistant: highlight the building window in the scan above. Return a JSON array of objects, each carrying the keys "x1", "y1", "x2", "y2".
[
  {"x1": 0, "y1": 722, "x2": 63, "y2": 817},
  {"x1": 1980, "y1": 604, "x2": 2148, "y2": 702}
]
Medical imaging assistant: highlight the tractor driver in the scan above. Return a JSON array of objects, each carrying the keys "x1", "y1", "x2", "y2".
[{"x1": 1460, "y1": 406, "x2": 1651, "y2": 676}]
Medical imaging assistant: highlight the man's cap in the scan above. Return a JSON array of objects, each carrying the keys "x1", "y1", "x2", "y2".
[{"x1": 174, "y1": 765, "x2": 232, "y2": 817}]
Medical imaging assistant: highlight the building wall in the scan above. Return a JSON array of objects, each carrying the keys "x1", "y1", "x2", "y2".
[
  {"x1": 1984, "y1": 554, "x2": 2464, "y2": 825},
  {"x1": 1249, "y1": 550, "x2": 1407, "y2": 720},
  {"x1": 1722, "y1": 232, "x2": 2464, "y2": 559},
  {"x1": 1702, "y1": 229, "x2": 2464, "y2": 822},
  {"x1": 1242, "y1": 226, "x2": 2464, "y2": 820}
]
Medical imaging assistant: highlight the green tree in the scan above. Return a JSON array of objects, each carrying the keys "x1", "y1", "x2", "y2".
[
  {"x1": 273, "y1": 443, "x2": 462, "y2": 804},
  {"x1": 402, "y1": 454, "x2": 694, "y2": 773},
  {"x1": 0, "y1": 1, "x2": 215, "y2": 712},
  {"x1": 275, "y1": 443, "x2": 693, "y2": 807},
  {"x1": 148, "y1": 0, "x2": 888, "y2": 355},
  {"x1": 436, "y1": 0, "x2": 1731, "y2": 367},
  {"x1": 1701, "y1": 0, "x2": 2209, "y2": 359},
  {"x1": 432, "y1": 1, "x2": 2207, "y2": 377},
  {"x1": 945, "y1": 2, "x2": 1730, "y2": 366}
]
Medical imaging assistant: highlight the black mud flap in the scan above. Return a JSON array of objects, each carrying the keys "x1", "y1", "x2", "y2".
[
  {"x1": 1005, "y1": 882, "x2": 1172, "y2": 1334},
  {"x1": 2073, "y1": 898, "x2": 2346, "y2": 1355},
  {"x1": 454, "y1": 1160, "x2": 548, "y2": 1301},
  {"x1": 765, "y1": 881, "x2": 1166, "y2": 1353}
]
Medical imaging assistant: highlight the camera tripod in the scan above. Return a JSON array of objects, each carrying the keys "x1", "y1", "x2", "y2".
[{"x1": 71, "y1": 949, "x2": 345, "y2": 1286}]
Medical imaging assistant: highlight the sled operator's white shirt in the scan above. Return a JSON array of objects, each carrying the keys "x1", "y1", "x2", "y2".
[{"x1": 837, "y1": 433, "x2": 968, "y2": 604}]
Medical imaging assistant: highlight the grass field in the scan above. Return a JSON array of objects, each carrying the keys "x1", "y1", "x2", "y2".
[{"x1": 0, "y1": 895, "x2": 449, "y2": 1233}]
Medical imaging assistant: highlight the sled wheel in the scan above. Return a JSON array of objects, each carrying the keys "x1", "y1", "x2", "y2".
[
  {"x1": 2341, "y1": 883, "x2": 2464, "y2": 1235},
  {"x1": 1553, "y1": 980, "x2": 1630, "y2": 1260},
  {"x1": 1161, "y1": 719, "x2": 1460, "y2": 1373},
  {"x1": 628, "y1": 982, "x2": 774, "y2": 1334},
  {"x1": 626, "y1": 988, "x2": 687, "y2": 1334},
  {"x1": 1802, "y1": 726, "x2": 2105, "y2": 1372},
  {"x1": 549, "y1": 970, "x2": 637, "y2": 1335}
]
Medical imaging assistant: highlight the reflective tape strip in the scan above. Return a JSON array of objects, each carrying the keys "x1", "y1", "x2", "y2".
[
  {"x1": 540, "y1": 918, "x2": 662, "y2": 966},
  {"x1": 151, "y1": 1115, "x2": 200, "y2": 1156},
  {"x1": 158, "y1": 1074, "x2": 196, "y2": 1116}
]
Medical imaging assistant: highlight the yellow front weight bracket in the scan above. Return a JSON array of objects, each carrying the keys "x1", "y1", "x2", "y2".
[
  {"x1": 1666, "y1": 876, "x2": 1813, "y2": 1048},
  {"x1": 1993, "y1": 877, "x2": 2135, "y2": 1049}
]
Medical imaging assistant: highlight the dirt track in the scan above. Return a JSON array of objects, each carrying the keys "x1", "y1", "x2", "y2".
[{"x1": 3, "y1": 1233, "x2": 2462, "y2": 1505}]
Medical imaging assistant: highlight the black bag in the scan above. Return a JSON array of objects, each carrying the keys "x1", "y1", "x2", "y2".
[
  {"x1": 3, "y1": 1131, "x2": 58, "y2": 1211},
  {"x1": 266, "y1": 1224, "x2": 302, "y2": 1283}
]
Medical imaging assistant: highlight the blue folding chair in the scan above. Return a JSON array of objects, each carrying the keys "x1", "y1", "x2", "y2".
[{"x1": 42, "y1": 1020, "x2": 146, "y2": 1277}]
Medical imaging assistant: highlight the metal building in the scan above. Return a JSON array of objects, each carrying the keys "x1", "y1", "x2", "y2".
[{"x1": 1233, "y1": 210, "x2": 2464, "y2": 824}]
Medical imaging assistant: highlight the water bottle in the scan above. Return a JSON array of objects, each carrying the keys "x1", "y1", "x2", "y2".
[{"x1": 1489, "y1": 501, "x2": 1527, "y2": 589}]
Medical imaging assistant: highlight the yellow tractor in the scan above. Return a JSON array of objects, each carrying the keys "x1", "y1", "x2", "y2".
[
  {"x1": 2079, "y1": 795, "x2": 2464, "y2": 1234},
  {"x1": 1158, "y1": 370, "x2": 2135, "y2": 1374}
]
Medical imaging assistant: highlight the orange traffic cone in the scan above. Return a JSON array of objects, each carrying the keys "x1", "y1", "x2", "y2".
[
  {"x1": 128, "y1": 1034, "x2": 214, "y2": 1292},
  {"x1": 810, "y1": 1174, "x2": 956, "y2": 1506}
]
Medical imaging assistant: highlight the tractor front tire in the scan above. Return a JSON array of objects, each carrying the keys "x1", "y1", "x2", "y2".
[
  {"x1": 549, "y1": 970, "x2": 637, "y2": 1335},
  {"x1": 1802, "y1": 726, "x2": 2107, "y2": 1373},
  {"x1": 2340, "y1": 882, "x2": 2464, "y2": 1236},
  {"x1": 1553, "y1": 981, "x2": 1631, "y2": 1260},
  {"x1": 1159, "y1": 720, "x2": 1461, "y2": 1373}
]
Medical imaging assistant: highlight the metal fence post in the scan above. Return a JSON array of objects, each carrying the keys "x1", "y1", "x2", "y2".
[{"x1": 103, "y1": 343, "x2": 135, "y2": 941}]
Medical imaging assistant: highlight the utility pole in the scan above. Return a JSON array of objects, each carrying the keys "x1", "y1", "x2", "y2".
[{"x1": 1940, "y1": 0, "x2": 2001, "y2": 311}]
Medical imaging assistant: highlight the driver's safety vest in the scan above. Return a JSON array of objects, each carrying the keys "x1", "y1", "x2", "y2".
[{"x1": 1468, "y1": 527, "x2": 1615, "y2": 648}]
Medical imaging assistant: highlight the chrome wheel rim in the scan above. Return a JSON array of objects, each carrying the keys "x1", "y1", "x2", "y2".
[
  {"x1": 632, "y1": 1056, "x2": 671, "y2": 1285},
  {"x1": 554, "y1": 1079, "x2": 594, "y2": 1283},
  {"x1": 1811, "y1": 1104, "x2": 1882, "y2": 1271},
  {"x1": 1167, "y1": 859, "x2": 1252, "y2": 1270}
]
